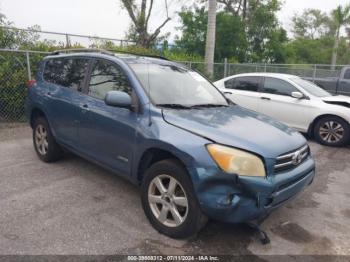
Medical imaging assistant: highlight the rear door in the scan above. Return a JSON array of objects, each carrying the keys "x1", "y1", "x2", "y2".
[
  {"x1": 222, "y1": 76, "x2": 262, "y2": 111},
  {"x1": 258, "y1": 77, "x2": 310, "y2": 131},
  {"x1": 42, "y1": 57, "x2": 90, "y2": 145},
  {"x1": 78, "y1": 58, "x2": 140, "y2": 175}
]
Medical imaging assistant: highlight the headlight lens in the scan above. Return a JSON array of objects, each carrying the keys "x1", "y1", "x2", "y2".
[{"x1": 206, "y1": 144, "x2": 266, "y2": 177}]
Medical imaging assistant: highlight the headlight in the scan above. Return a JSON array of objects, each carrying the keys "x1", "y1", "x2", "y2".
[{"x1": 206, "y1": 144, "x2": 266, "y2": 177}]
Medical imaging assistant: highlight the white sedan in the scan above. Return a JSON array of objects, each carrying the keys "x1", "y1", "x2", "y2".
[{"x1": 214, "y1": 73, "x2": 350, "y2": 147}]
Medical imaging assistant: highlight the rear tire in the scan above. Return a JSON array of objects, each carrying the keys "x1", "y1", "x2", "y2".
[
  {"x1": 141, "y1": 159, "x2": 207, "y2": 239},
  {"x1": 314, "y1": 116, "x2": 350, "y2": 147},
  {"x1": 33, "y1": 117, "x2": 63, "y2": 162}
]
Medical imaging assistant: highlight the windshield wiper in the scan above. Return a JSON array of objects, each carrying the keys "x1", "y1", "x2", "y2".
[
  {"x1": 156, "y1": 103, "x2": 191, "y2": 109},
  {"x1": 189, "y1": 103, "x2": 229, "y2": 108}
]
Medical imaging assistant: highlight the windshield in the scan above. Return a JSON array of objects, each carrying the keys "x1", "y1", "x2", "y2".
[
  {"x1": 129, "y1": 63, "x2": 228, "y2": 107},
  {"x1": 291, "y1": 77, "x2": 332, "y2": 97}
]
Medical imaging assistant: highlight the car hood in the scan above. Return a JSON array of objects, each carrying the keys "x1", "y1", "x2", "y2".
[
  {"x1": 162, "y1": 106, "x2": 306, "y2": 159},
  {"x1": 322, "y1": 95, "x2": 350, "y2": 108}
]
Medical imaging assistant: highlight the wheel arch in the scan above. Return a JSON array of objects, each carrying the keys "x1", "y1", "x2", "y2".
[
  {"x1": 308, "y1": 114, "x2": 350, "y2": 137},
  {"x1": 136, "y1": 147, "x2": 188, "y2": 185},
  {"x1": 30, "y1": 107, "x2": 47, "y2": 128}
]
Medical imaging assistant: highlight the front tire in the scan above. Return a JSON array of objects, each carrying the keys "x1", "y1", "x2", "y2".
[
  {"x1": 314, "y1": 116, "x2": 350, "y2": 147},
  {"x1": 33, "y1": 117, "x2": 63, "y2": 162},
  {"x1": 141, "y1": 159, "x2": 207, "y2": 239}
]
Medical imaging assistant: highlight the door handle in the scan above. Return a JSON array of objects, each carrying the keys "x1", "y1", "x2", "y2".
[
  {"x1": 260, "y1": 97, "x2": 271, "y2": 100},
  {"x1": 46, "y1": 92, "x2": 52, "y2": 97},
  {"x1": 80, "y1": 104, "x2": 89, "y2": 111}
]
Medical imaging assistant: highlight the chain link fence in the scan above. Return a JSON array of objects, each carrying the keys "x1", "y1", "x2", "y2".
[
  {"x1": 180, "y1": 61, "x2": 344, "y2": 81},
  {"x1": 226, "y1": 63, "x2": 343, "y2": 79},
  {"x1": 0, "y1": 25, "x2": 136, "y2": 48},
  {"x1": 0, "y1": 48, "x2": 348, "y2": 123},
  {"x1": 0, "y1": 49, "x2": 48, "y2": 123}
]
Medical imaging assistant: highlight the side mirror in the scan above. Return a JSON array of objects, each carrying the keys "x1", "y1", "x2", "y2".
[
  {"x1": 291, "y1": 91, "x2": 304, "y2": 99},
  {"x1": 104, "y1": 91, "x2": 132, "y2": 109}
]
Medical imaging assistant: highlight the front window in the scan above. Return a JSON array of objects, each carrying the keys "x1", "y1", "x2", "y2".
[
  {"x1": 88, "y1": 59, "x2": 132, "y2": 100},
  {"x1": 262, "y1": 77, "x2": 298, "y2": 96},
  {"x1": 129, "y1": 62, "x2": 228, "y2": 107},
  {"x1": 291, "y1": 78, "x2": 331, "y2": 97}
]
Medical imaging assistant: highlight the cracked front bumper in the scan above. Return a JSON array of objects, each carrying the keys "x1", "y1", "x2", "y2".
[{"x1": 190, "y1": 156, "x2": 315, "y2": 223}]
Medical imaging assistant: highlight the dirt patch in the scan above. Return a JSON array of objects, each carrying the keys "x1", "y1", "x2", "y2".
[
  {"x1": 341, "y1": 209, "x2": 350, "y2": 219},
  {"x1": 271, "y1": 222, "x2": 314, "y2": 243},
  {"x1": 93, "y1": 195, "x2": 107, "y2": 202},
  {"x1": 119, "y1": 222, "x2": 268, "y2": 259}
]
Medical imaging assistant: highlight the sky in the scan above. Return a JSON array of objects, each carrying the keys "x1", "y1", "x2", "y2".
[{"x1": 0, "y1": 0, "x2": 349, "y2": 44}]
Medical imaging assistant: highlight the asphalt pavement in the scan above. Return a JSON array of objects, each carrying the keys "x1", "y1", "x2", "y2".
[{"x1": 0, "y1": 124, "x2": 349, "y2": 257}]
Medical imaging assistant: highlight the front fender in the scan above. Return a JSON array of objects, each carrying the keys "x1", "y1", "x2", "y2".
[{"x1": 131, "y1": 113, "x2": 217, "y2": 183}]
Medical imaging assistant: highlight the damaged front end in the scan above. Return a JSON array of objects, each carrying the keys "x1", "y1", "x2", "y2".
[{"x1": 189, "y1": 154, "x2": 315, "y2": 224}]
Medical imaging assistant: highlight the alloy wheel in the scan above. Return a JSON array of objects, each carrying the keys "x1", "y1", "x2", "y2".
[
  {"x1": 319, "y1": 121, "x2": 344, "y2": 144},
  {"x1": 35, "y1": 124, "x2": 49, "y2": 155},
  {"x1": 148, "y1": 174, "x2": 189, "y2": 227}
]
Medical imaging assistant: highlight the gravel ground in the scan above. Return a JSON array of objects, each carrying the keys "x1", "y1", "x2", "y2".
[{"x1": 0, "y1": 124, "x2": 349, "y2": 258}]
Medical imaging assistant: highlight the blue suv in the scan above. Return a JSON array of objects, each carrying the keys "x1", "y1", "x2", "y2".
[{"x1": 26, "y1": 50, "x2": 315, "y2": 239}]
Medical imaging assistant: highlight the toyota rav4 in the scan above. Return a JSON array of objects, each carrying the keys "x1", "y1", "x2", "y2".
[{"x1": 25, "y1": 50, "x2": 316, "y2": 239}]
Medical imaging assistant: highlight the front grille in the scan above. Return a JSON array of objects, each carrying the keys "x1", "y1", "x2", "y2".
[{"x1": 274, "y1": 145, "x2": 309, "y2": 173}]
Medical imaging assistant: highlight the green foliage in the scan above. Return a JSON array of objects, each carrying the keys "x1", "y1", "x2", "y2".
[
  {"x1": 292, "y1": 9, "x2": 330, "y2": 39},
  {"x1": 284, "y1": 37, "x2": 334, "y2": 64},
  {"x1": 175, "y1": 7, "x2": 208, "y2": 57},
  {"x1": 215, "y1": 12, "x2": 247, "y2": 62},
  {"x1": 245, "y1": 0, "x2": 287, "y2": 63},
  {"x1": 175, "y1": 1, "x2": 287, "y2": 63},
  {"x1": 0, "y1": 52, "x2": 28, "y2": 121}
]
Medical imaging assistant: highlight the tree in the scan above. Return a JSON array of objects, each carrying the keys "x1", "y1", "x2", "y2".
[
  {"x1": 120, "y1": 0, "x2": 171, "y2": 47},
  {"x1": 215, "y1": 12, "x2": 247, "y2": 61},
  {"x1": 217, "y1": 0, "x2": 248, "y2": 18},
  {"x1": 175, "y1": 7, "x2": 247, "y2": 61},
  {"x1": 175, "y1": 1, "x2": 285, "y2": 63},
  {"x1": 205, "y1": 0, "x2": 217, "y2": 77},
  {"x1": 175, "y1": 7, "x2": 208, "y2": 57},
  {"x1": 330, "y1": 4, "x2": 350, "y2": 66},
  {"x1": 245, "y1": 0, "x2": 287, "y2": 62},
  {"x1": 292, "y1": 9, "x2": 329, "y2": 39}
]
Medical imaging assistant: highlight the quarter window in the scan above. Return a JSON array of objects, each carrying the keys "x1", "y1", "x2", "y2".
[
  {"x1": 88, "y1": 60, "x2": 132, "y2": 100},
  {"x1": 224, "y1": 76, "x2": 261, "y2": 92},
  {"x1": 43, "y1": 58, "x2": 89, "y2": 91},
  {"x1": 262, "y1": 77, "x2": 298, "y2": 96}
]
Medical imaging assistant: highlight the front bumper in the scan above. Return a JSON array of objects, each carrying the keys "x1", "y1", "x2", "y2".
[{"x1": 190, "y1": 156, "x2": 315, "y2": 223}]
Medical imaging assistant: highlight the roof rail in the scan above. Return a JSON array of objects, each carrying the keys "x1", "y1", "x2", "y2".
[
  {"x1": 51, "y1": 48, "x2": 114, "y2": 56},
  {"x1": 50, "y1": 48, "x2": 169, "y2": 61},
  {"x1": 112, "y1": 49, "x2": 169, "y2": 61}
]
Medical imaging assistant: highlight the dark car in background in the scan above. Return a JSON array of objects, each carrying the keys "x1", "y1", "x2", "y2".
[{"x1": 305, "y1": 66, "x2": 350, "y2": 96}]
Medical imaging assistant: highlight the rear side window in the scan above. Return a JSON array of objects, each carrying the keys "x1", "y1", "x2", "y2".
[
  {"x1": 262, "y1": 77, "x2": 297, "y2": 96},
  {"x1": 43, "y1": 58, "x2": 89, "y2": 91},
  {"x1": 344, "y1": 69, "x2": 350, "y2": 80},
  {"x1": 224, "y1": 76, "x2": 261, "y2": 92},
  {"x1": 88, "y1": 59, "x2": 132, "y2": 100}
]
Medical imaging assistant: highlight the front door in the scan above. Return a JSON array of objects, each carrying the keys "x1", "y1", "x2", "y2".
[
  {"x1": 79, "y1": 59, "x2": 139, "y2": 175},
  {"x1": 258, "y1": 77, "x2": 311, "y2": 131}
]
